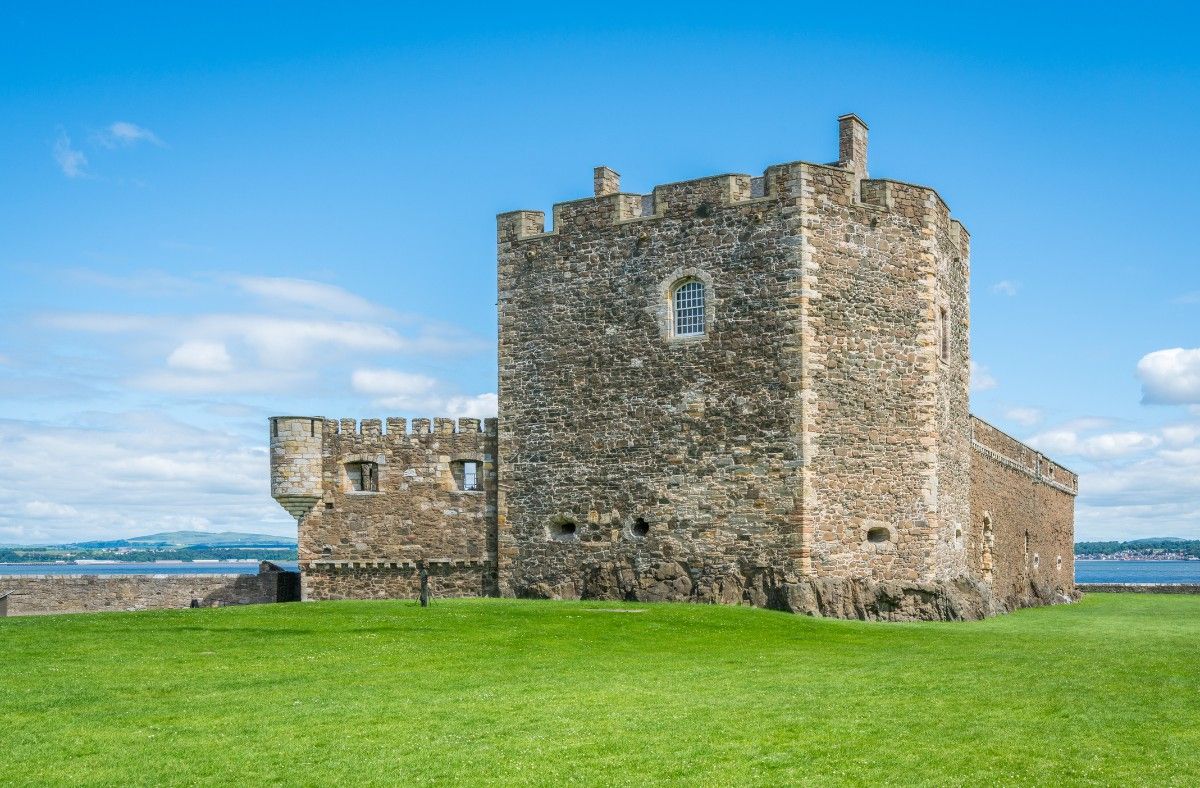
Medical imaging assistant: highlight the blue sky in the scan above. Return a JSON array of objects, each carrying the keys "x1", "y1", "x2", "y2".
[{"x1": 1, "y1": 2, "x2": 1198, "y2": 543}]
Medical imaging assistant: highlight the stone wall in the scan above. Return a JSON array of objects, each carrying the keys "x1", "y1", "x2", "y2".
[
  {"x1": 798, "y1": 164, "x2": 972, "y2": 588},
  {"x1": 0, "y1": 563, "x2": 298, "y2": 616},
  {"x1": 494, "y1": 115, "x2": 987, "y2": 619},
  {"x1": 1077, "y1": 583, "x2": 1200, "y2": 594},
  {"x1": 294, "y1": 417, "x2": 498, "y2": 601},
  {"x1": 969, "y1": 416, "x2": 1077, "y2": 611},
  {"x1": 497, "y1": 166, "x2": 808, "y2": 605},
  {"x1": 302, "y1": 561, "x2": 490, "y2": 600}
]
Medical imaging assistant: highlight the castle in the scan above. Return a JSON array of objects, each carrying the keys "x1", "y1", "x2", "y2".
[{"x1": 270, "y1": 114, "x2": 1077, "y2": 621}]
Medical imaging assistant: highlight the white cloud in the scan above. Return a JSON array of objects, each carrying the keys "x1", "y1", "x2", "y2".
[
  {"x1": 352, "y1": 368, "x2": 496, "y2": 418},
  {"x1": 212, "y1": 315, "x2": 411, "y2": 361},
  {"x1": 0, "y1": 414, "x2": 293, "y2": 544},
  {"x1": 132, "y1": 369, "x2": 312, "y2": 396},
  {"x1": 1137, "y1": 347, "x2": 1200, "y2": 404},
  {"x1": 1172, "y1": 291, "x2": 1200, "y2": 305},
  {"x1": 991, "y1": 280, "x2": 1019, "y2": 296},
  {"x1": 1076, "y1": 452, "x2": 1200, "y2": 540},
  {"x1": 441, "y1": 392, "x2": 498, "y2": 419},
  {"x1": 44, "y1": 311, "x2": 469, "y2": 361},
  {"x1": 1079, "y1": 431, "x2": 1163, "y2": 459},
  {"x1": 23, "y1": 501, "x2": 80, "y2": 519},
  {"x1": 53, "y1": 129, "x2": 88, "y2": 178},
  {"x1": 970, "y1": 360, "x2": 997, "y2": 392},
  {"x1": 98, "y1": 121, "x2": 165, "y2": 148},
  {"x1": 1044, "y1": 418, "x2": 1200, "y2": 539},
  {"x1": 235, "y1": 276, "x2": 394, "y2": 319},
  {"x1": 1158, "y1": 447, "x2": 1200, "y2": 465},
  {"x1": 1028, "y1": 428, "x2": 1161, "y2": 461},
  {"x1": 39, "y1": 275, "x2": 486, "y2": 394},
  {"x1": 1058, "y1": 416, "x2": 1114, "y2": 432},
  {"x1": 1003, "y1": 407, "x2": 1042, "y2": 427},
  {"x1": 352, "y1": 369, "x2": 438, "y2": 400},
  {"x1": 1161, "y1": 424, "x2": 1200, "y2": 447},
  {"x1": 167, "y1": 341, "x2": 233, "y2": 373}
]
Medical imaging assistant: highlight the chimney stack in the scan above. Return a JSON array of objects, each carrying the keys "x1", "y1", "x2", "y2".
[
  {"x1": 837, "y1": 114, "x2": 869, "y2": 181},
  {"x1": 593, "y1": 166, "x2": 620, "y2": 197}
]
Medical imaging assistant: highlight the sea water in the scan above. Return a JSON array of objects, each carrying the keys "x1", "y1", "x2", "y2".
[{"x1": 1074, "y1": 560, "x2": 1200, "y2": 584}]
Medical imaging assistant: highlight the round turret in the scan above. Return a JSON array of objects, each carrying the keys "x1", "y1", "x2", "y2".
[{"x1": 269, "y1": 417, "x2": 324, "y2": 520}]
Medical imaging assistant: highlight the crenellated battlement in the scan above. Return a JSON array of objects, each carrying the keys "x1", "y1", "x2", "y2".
[
  {"x1": 325, "y1": 416, "x2": 497, "y2": 437},
  {"x1": 497, "y1": 116, "x2": 965, "y2": 243}
]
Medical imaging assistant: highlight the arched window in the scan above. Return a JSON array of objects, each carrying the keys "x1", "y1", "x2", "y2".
[{"x1": 673, "y1": 280, "x2": 705, "y2": 337}]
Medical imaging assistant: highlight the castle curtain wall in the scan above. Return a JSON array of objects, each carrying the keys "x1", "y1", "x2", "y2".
[{"x1": 968, "y1": 417, "x2": 1077, "y2": 608}]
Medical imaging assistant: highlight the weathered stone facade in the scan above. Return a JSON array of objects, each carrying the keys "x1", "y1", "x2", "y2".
[
  {"x1": 272, "y1": 114, "x2": 1076, "y2": 620},
  {"x1": 969, "y1": 416, "x2": 1077, "y2": 610},
  {"x1": 272, "y1": 416, "x2": 497, "y2": 601}
]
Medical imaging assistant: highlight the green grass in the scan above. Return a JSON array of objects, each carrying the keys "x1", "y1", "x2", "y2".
[{"x1": 1, "y1": 595, "x2": 1197, "y2": 786}]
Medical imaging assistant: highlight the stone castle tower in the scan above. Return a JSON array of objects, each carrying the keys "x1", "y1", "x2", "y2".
[{"x1": 271, "y1": 114, "x2": 1077, "y2": 620}]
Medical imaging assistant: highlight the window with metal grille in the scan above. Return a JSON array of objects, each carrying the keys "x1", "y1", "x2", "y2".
[
  {"x1": 347, "y1": 461, "x2": 378, "y2": 492},
  {"x1": 673, "y1": 280, "x2": 705, "y2": 337},
  {"x1": 451, "y1": 460, "x2": 482, "y2": 491}
]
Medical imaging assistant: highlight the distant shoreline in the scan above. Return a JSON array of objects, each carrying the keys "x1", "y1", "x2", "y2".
[{"x1": 1076, "y1": 557, "x2": 1200, "y2": 561}]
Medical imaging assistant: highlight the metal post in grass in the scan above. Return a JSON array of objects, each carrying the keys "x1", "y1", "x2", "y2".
[{"x1": 419, "y1": 561, "x2": 430, "y2": 607}]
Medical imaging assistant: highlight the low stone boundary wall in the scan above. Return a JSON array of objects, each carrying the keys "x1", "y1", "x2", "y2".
[
  {"x1": 0, "y1": 562, "x2": 300, "y2": 616},
  {"x1": 1078, "y1": 583, "x2": 1200, "y2": 595},
  {"x1": 302, "y1": 562, "x2": 490, "y2": 601}
]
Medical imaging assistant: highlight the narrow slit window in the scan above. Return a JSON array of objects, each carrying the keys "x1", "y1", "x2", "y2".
[
  {"x1": 673, "y1": 280, "x2": 705, "y2": 337},
  {"x1": 939, "y1": 307, "x2": 949, "y2": 361}
]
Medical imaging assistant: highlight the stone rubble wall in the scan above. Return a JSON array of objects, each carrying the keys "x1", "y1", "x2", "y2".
[
  {"x1": 798, "y1": 169, "x2": 972, "y2": 587},
  {"x1": 0, "y1": 564, "x2": 297, "y2": 616},
  {"x1": 1077, "y1": 583, "x2": 1200, "y2": 594},
  {"x1": 295, "y1": 417, "x2": 498, "y2": 601},
  {"x1": 302, "y1": 561, "x2": 490, "y2": 600},
  {"x1": 494, "y1": 125, "x2": 985, "y2": 619},
  {"x1": 497, "y1": 166, "x2": 810, "y2": 606}
]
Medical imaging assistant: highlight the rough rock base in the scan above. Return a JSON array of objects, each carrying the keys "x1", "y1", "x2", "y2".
[{"x1": 515, "y1": 561, "x2": 1077, "y2": 622}]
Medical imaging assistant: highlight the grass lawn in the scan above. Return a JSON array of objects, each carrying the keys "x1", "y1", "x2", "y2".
[{"x1": 1, "y1": 594, "x2": 1197, "y2": 786}]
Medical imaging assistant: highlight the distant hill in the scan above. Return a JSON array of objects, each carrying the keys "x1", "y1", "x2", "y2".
[{"x1": 71, "y1": 531, "x2": 297, "y2": 549}]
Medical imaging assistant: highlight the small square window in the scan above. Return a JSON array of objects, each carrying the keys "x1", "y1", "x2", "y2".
[
  {"x1": 451, "y1": 460, "x2": 482, "y2": 491},
  {"x1": 347, "y1": 461, "x2": 378, "y2": 492}
]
